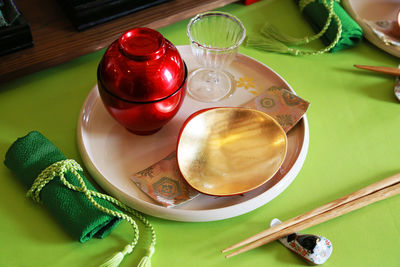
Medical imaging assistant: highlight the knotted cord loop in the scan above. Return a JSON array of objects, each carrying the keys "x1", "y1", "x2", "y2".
[{"x1": 27, "y1": 159, "x2": 82, "y2": 203}]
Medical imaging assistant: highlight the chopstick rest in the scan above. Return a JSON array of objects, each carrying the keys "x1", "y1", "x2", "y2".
[
  {"x1": 395, "y1": 68, "x2": 400, "y2": 101},
  {"x1": 4, "y1": 131, "x2": 156, "y2": 267},
  {"x1": 270, "y1": 218, "x2": 332, "y2": 265}
]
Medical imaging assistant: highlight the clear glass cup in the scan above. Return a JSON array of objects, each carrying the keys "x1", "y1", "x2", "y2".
[{"x1": 186, "y1": 11, "x2": 246, "y2": 102}]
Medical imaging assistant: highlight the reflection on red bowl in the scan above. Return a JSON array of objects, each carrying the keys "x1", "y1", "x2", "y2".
[
  {"x1": 97, "y1": 28, "x2": 187, "y2": 135},
  {"x1": 98, "y1": 63, "x2": 187, "y2": 135}
]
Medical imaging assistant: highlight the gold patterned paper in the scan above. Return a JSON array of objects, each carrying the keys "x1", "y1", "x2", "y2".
[
  {"x1": 243, "y1": 86, "x2": 310, "y2": 132},
  {"x1": 131, "y1": 152, "x2": 199, "y2": 207}
]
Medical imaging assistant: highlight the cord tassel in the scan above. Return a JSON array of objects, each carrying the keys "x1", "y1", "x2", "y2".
[
  {"x1": 246, "y1": 0, "x2": 342, "y2": 56},
  {"x1": 100, "y1": 244, "x2": 133, "y2": 267},
  {"x1": 260, "y1": 22, "x2": 307, "y2": 45},
  {"x1": 245, "y1": 36, "x2": 297, "y2": 55},
  {"x1": 137, "y1": 246, "x2": 155, "y2": 267}
]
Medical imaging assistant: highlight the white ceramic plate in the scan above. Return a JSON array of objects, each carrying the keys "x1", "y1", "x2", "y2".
[
  {"x1": 77, "y1": 45, "x2": 309, "y2": 222},
  {"x1": 342, "y1": 0, "x2": 400, "y2": 58}
]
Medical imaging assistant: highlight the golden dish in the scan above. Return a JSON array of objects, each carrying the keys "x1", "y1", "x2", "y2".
[{"x1": 177, "y1": 107, "x2": 287, "y2": 196}]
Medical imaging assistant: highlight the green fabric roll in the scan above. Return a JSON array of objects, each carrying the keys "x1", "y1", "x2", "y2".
[
  {"x1": 4, "y1": 131, "x2": 121, "y2": 243},
  {"x1": 300, "y1": 0, "x2": 363, "y2": 52}
]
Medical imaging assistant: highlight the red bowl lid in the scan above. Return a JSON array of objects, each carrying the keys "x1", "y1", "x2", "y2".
[{"x1": 98, "y1": 28, "x2": 185, "y2": 102}]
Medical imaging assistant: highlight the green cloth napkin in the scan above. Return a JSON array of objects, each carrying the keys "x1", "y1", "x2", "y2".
[
  {"x1": 4, "y1": 131, "x2": 121, "y2": 243},
  {"x1": 300, "y1": 0, "x2": 363, "y2": 52}
]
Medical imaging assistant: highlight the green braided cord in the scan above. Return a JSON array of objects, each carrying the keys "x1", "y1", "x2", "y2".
[
  {"x1": 297, "y1": 0, "x2": 334, "y2": 45},
  {"x1": 288, "y1": 0, "x2": 342, "y2": 55},
  {"x1": 259, "y1": 0, "x2": 334, "y2": 46},
  {"x1": 259, "y1": 0, "x2": 335, "y2": 46},
  {"x1": 247, "y1": 0, "x2": 342, "y2": 56},
  {"x1": 81, "y1": 188, "x2": 157, "y2": 250},
  {"x1": 27, "y1": 159, "x2": 156, "y2": 260},
  {"x1": 26, "y1": 160, "x2": 83, "y2": 203}
]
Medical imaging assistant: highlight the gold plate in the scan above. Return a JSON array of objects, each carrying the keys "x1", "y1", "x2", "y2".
[{"x1": 177, "y1": 107, "x2": 287, "y2": 196}]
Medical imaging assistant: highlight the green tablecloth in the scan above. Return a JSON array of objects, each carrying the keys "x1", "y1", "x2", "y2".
[{"x1": 0, "y1": 1, "x2": 399, "y2": 266}]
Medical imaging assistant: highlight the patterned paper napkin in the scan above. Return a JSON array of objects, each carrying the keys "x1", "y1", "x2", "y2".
[
  {"x1": 131, "y1": 152, "x2": 200, "y2": 207},
  {"x1": 131, "y1": 86, "x2": 310, "y2": 207},
  {"x1": 242, "y1": 86, "x2": 309, "y2": 132}
]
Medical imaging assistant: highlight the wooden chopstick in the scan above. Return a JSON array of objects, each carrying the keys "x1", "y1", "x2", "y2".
[
  {"x1": 354, "y1": 65, "x2": 400, "y2": 76},
  {"x1": 222, "y1": 173, "x2": 400, "y2": 258},
  {"x1": 226, "y1": 181, "x2": 400, "y2": 258},
  {"x1": 222, "y1": 173, "x2": 400, "y2": 254}
]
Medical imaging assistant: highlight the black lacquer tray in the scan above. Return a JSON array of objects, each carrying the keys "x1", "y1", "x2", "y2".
[
  {"x1": 58, "y1": 0, "x2": 171, "y2": 31},
  {"x1": 0, "y1": 0, "x2": 33, "y2": 56}
]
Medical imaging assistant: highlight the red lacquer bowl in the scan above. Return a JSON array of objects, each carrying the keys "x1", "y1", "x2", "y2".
[{"x1": 97, "y1": 27, "x2": 187, "y2": 135}]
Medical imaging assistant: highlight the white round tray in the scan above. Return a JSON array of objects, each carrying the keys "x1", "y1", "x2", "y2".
[{"x1": 77, "y1": 45, "x2": 309, "y2": 222}]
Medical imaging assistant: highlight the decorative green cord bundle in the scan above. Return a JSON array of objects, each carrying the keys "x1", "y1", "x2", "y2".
[
  {"x1": 4, "y1": 131, "x2": 155, "y2": 267},
  {"x1": 29, "y1": 159, "x2": 156, "y2": 267},
  {"x1": 246, "y1": 0, "x2": 363, "y2": 55}
]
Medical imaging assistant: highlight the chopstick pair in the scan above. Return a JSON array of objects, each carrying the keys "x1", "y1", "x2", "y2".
[
  {"x1": 222, "y1": 173, "x2": 400, "y2": 258},
  {"x1": 354, "y1": 65, "x2": 400, "y2": 76}
]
